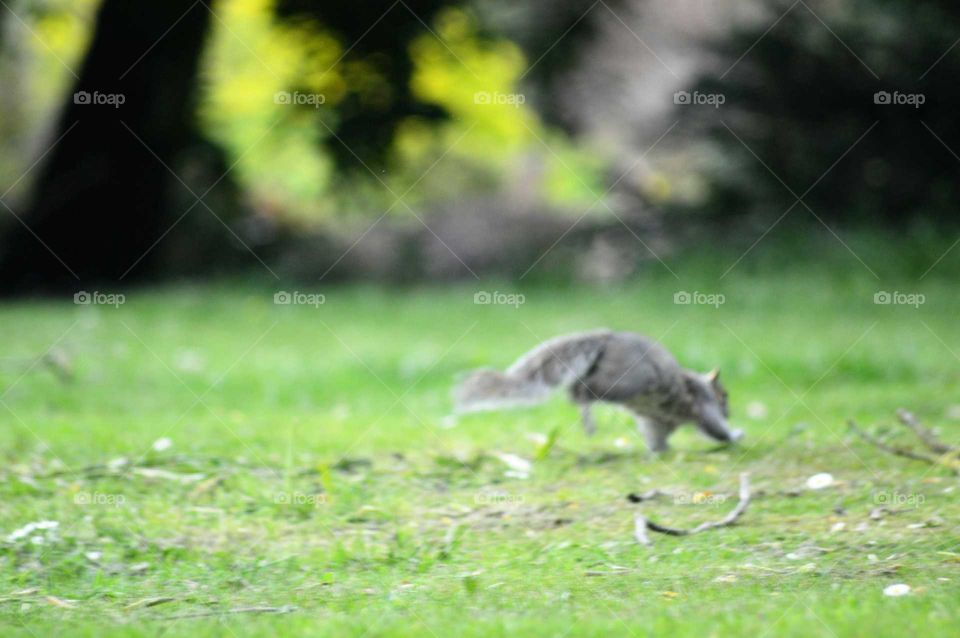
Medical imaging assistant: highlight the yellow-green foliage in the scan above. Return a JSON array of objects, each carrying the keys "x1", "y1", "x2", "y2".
[
  {"x1": 198, "y1": 0, "x2": 342, "y2": 222},
  {"x1": 198, "y1": 3, "x2": 604, "y2": 221},
  {"x1": 3, "y1": 0, "x2": 603, "y2": 220},
  {"x1": 406, "y1": 8, "x2": 604, "y2": 210},
  {"x1": 408, "y1": 9, "x2": 535, "y2": 158},
  {"x1": 0, "y1": 0, "x2": 97, "y2": 198},
  {"x1": 26, "y1": 0, "x2": 97, "y2": 108}
]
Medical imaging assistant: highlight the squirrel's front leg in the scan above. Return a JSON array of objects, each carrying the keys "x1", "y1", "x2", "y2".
[
  {"x1": 636, "y1": 416, "x2": 672, "y2": 454},
  {"x1": 579, "y1": 403, "x2": 597, "y2": 436}
]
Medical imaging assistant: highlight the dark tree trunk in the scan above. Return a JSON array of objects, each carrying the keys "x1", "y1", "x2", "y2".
[{"x1": 0, "y1": 0, "x2": 212, "y2": 293}]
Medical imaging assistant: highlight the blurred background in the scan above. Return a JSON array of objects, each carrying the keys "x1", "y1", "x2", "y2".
[{"x1": 0, "y1": 0, "x2": 958, "y2": 292}]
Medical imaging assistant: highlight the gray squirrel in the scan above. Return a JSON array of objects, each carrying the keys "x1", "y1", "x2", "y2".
[{"x1": 455, "y1": 329, "x2": 744, "y2": 452}]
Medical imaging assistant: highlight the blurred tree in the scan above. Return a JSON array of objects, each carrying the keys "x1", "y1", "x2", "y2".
[
  {"x1": 685, "y1": 0, "x2": 960, "y2": 226},
  {"x1": 197, "y1": 2, "x2": 605, "y2": 225},
  {"x1": 0, "y1": 0, "x2": 617, "y2": 290},
  {"x1": 275, "y1": 0, "x2": 451, "y2": 172},
  {"x1": 0, "y1": 0, "x2": 212, "y2": 292},
  {"x1": 470, "y1": 0, "x2": 624, "y2": 133}
]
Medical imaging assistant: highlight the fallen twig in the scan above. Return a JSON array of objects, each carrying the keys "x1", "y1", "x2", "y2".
[
  {"x1": 124, "y1": 596, "x2": 177, "y2": 610},
  {"x1": 633, "y1": 473, "x2": 751, "y2": 546},
  {"x1": 897, "y1": 409, "x2": 955, "y2": 455},
  {"x1": 160, "y1": 605, "x2": 296, "y2": 620},
  {"x1": 848, "y1": 418, "x2": 959, "y2": 473},
  {"x1": 626, "y1": 488, "x2": 666, "y2": 503},
  {"x1": 847, "y1": 420, "x2": 938, "y2": 464},
  {"x1": 633, "y1": 517, "x2": 652, "y2": 546}
]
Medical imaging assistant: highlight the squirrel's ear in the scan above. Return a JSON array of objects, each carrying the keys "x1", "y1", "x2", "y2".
[{"x1": 705, "y1": 368, "x2": 720, "y2": 384}]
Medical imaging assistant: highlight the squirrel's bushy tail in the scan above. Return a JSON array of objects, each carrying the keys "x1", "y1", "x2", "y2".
[
  {"x1": 454, "y1": 330, "x2": 610, "y2": 413},
  {"x1": 453, "y1": 369, "x2": 552, "y2": 412}
]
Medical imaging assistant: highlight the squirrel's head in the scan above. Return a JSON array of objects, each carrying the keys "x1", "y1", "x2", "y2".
[
  {"x1": 683, "y1": 368, "x2": 742, "y2": 443},
  {"x1": 684, "y1": 368, "x2": 730, "y2": 419},
  {"x1": 706, "y1": 368, "x2": 729, "y2": 418}
]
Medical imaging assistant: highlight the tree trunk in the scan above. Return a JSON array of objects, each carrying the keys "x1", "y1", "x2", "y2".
[{"x1": 0, "y1": 0, "x2": 212, "y2": 293}]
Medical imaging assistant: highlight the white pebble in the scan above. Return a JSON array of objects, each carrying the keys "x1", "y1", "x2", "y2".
[
  {"x1": 806, "y1": 473, "x2": 834, "y2": 490},
  {"x1": 883, "y1": 583, "x2": 911, "y2": 597},
  {"x1": 746, "y1": 401, "x2": 769, "y2": 420},
  {"x1": 152, "y1": 437, "x2": 173, "y2": 452}
]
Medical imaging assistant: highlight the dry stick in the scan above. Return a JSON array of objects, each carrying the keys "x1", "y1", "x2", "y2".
[
  {"x1": 634, "y1": 473, "x2": 751, "y2": 546},
  {"x1": 896, "y1": 409, "x2": 955, "y2": 454},
  {"x1": 847, "y1": 420, "x2": 940, "y2": 465},
  {"x1": 160, "y1": 605, "x2": 296, "y2": 620}
]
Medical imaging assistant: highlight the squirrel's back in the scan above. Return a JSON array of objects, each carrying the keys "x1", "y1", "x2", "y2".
[{"x1": 455, "y1": 329, "x2": 686, "y2": 413}]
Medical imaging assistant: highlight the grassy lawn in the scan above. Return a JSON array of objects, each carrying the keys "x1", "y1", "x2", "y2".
[{"x1": 1, "y1": 266, "x2": 958, "y2": 636}]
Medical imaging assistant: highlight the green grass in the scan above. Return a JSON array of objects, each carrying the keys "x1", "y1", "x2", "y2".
[{"x1": 1, "y1": 268, "x2": 958, "y2": 636}]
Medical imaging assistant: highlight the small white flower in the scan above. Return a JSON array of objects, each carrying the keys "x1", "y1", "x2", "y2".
[
  {"x1": 883, "y1": 583, "x2": 911, "y2": 597},
  {"x1": 526, "y1": 433, "x2": 548, "y2": 445},
  {"x1": 806, "y1": 473, "x2": 834, "y2": 490},
  {"x1": 746, "y1": 401, "x2": 769, "y2": 420},
  {"x1": 6, "y1": 528, "x2": 29, "y2": 542},
  {"x1": 495, "y1": 453, "x2": 532, "y2": 473},
  {"x1": 613, "y1": 437, "x2": 632, "y2": 449},
  {"x1": 152, "y1": 437, "x2": 173, "y2": 452},
  {"x1": 85, "y1": 551, "x2": 102, "y2": 561},
  {"x1": 6, "y1": 521, "x2": 59, "y2": 543},
  {"x1": 174, "y1": 350, "x2": 205, "y2": 373}
]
